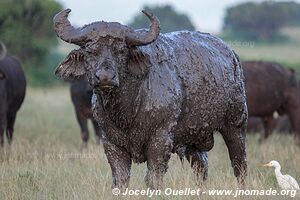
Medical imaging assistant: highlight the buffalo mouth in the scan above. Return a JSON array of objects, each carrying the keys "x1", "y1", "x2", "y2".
[
  {"x1": 95, "y1": 83, "x2": 118, "y2": 91},
  {"x1": 100, "y1": 85, "x2": 116, "y2": 89}
]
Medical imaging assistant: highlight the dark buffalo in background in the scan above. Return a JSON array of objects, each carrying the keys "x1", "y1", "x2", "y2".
[
  {"x1": 243, "y1": 61, "x2": 300, "y2": 141},
  {"x1": 0, "y1": 42, "x2": 26, "y2": 146},
  {"x1": 53, "y1": 9, "x2": 248, "y2": 189},
  {"x1": 247, "y1": 117, "x2": 264, "y2": 133},
  {"x1": 247, "y1": 115, "x2": 291, "y2": 134},
  {"x1": 70, "y1": 79, "x2": 103, "y2": 148},
  {"x1": 275, "y1": 115, "x2": 291, "y2": 133}
]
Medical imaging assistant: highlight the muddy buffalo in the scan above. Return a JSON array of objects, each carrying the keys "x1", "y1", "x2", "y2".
[
  {"x1": 0, "y1": 42, "x2": 26, "y2": 146},
  {"x1": 275, "y1": 115, "x2": 291, "y2": 133},
  {"x1": 70, "y1": 79, "x2": 103, "y2": 148},
  {"x1": 243, "y1": 61, "x2": 300, "y2": 141},
  {"x1": 53, "y1": 9, "x2": 247, "y2": 189}
]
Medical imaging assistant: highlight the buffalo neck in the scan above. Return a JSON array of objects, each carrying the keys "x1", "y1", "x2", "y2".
[{"x1": 98, "y1": 69, "x2": 147, "y2": 131}]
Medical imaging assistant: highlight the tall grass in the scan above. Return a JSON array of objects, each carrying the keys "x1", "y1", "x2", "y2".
[{"x1": 0, "y1": 87, "x2": 299, "y2": 200}]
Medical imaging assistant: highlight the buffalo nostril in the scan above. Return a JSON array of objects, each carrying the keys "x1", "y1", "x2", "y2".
[
  {"x1": 95, "y1": 70, "x2": 101, "y2": 80},
  {"x1": 101, "y1": 60, "x2": 112, "y2": 67}
]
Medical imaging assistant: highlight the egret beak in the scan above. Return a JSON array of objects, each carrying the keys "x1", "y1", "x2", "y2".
[{"x1": 263, "y1": 163, "x2": 271, "y2": 167}]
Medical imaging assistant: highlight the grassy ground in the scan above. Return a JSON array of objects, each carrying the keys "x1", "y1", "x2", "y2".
[{"x1": 0, "y1": 87, "x2": 299, "y2": 200}]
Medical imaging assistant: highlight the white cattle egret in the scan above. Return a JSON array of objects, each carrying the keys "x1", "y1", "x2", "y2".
[{"x1": 264, "y1": 160, "x2": 299, "y2": 190}]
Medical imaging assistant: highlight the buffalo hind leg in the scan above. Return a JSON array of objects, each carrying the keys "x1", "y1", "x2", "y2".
[
  {"x1": 260, "y1": 115, "x2": 274, "y2": 142},
  {"x1": 222, "y1": 125, "x2": 247, "y2": 187},
  {"x1": 185, "y1": 147, "x2": 208, "y2": 186},
  {"x1": 145, "y1": 131, "x2": 173, "y2": 189},
  {"x1": 6, "y1": 112, "x2": 16, "y2": 145},
  {"x1": 103, "y1": 141, "x2": 131, "y2": 189},
  {"x1": 75, "y1": 110, "x2": 89, "y2": 149},
  {"x1": 288, "y1": 112, "x2": 300, "y2": 145},
  {"x1": 286, "y1": 104, "x2": 300, "y2": 144}
]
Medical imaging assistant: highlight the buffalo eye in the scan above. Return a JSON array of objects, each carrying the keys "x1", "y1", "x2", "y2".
[
  {"x1": 119, "y1": 49, "x2": 126, "y2": 54},
  {"x1": 85, "y1": 48, "x2": 94, "y2": 55},
  {"x1": 0, "y1": 72, "x2": 5, "y2": 79},
  {"x1": 79, "y1": 54, "x2": 84, "y2": 61}
]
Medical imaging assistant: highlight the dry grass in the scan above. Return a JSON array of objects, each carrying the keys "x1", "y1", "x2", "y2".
[{"x1": 0, "y1": 87, "x2": 299, "y2": 200}]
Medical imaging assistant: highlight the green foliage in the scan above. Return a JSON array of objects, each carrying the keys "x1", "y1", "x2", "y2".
[
  {"x1": 129, "y1": 5, "x2": 195, "y2": 33},
  {"x1": 276, "y1": 1, "x2": 300, "y2": 26},
  {"x1": 223, "y1": 1, "x2": 300, "y2": 41},
  {"x1": 24, "y1": 51, "x2": 65, "y2": 86},
  {"x1": 0, "y1": 0, "x2": 63, "y2": 85}
]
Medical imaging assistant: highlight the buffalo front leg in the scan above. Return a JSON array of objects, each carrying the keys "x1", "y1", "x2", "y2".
[
  {"x1": 185, "y1": 147, "x2": 208, "y2": 186},
  {"x1": 222, "y1": 125, "x2": 247, "y2": 187},
  {"x1": 6, "y1": 112, "x2": 16, "y2": 145},
  {"x1": 75, "y1": 110, "x2": 89, "y2": 149},
  {"x1": 286, "y1": 104, "x2": 300, "y2": 144},
  {"x1": 103, "y1": 141, "x2": 131, "y2": 189},
  {"x1": 92, "y1": 120, "x2": 103, "y2": 145},
  {"x1": 0, "y1": 93, "x2": 7, "y2": 147},
  {"x1": 145, "y1": 131, "x2": 173, "y2": 189},
  {"x1": 261, "y1": 115, "x2": 274, "y2": 142},
  {"x1": 0, "y1": 112, "x2": 5, "y2": 147},
  {"x1": 0, "y1": 125, "x2": 4, "y2": 147}
]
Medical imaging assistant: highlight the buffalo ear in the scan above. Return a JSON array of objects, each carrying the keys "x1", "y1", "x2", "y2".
[
  {"x1": 0, "y1": 70, "x2": 5, "y2": 80},
  {"x1": 128, "y1": 48, "x2": 150, "y2": 77},
  {"x1": 55, "y1": 49, "x2": 87, "y2": 80}
]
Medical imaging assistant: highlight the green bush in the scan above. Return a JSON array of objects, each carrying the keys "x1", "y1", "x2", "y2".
[
  {"x1": 0, "y1": 0, "x2": 63, "y2": 86},
  {"x1": 223, "y1": 1, "x2": 300, "y2": 41},
  {"x1": 24, "y1": 51, "x2": 65, "y2": 86},
  {"x1": 129, "y1": 5, "x2": 195, "y2": 33}
]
